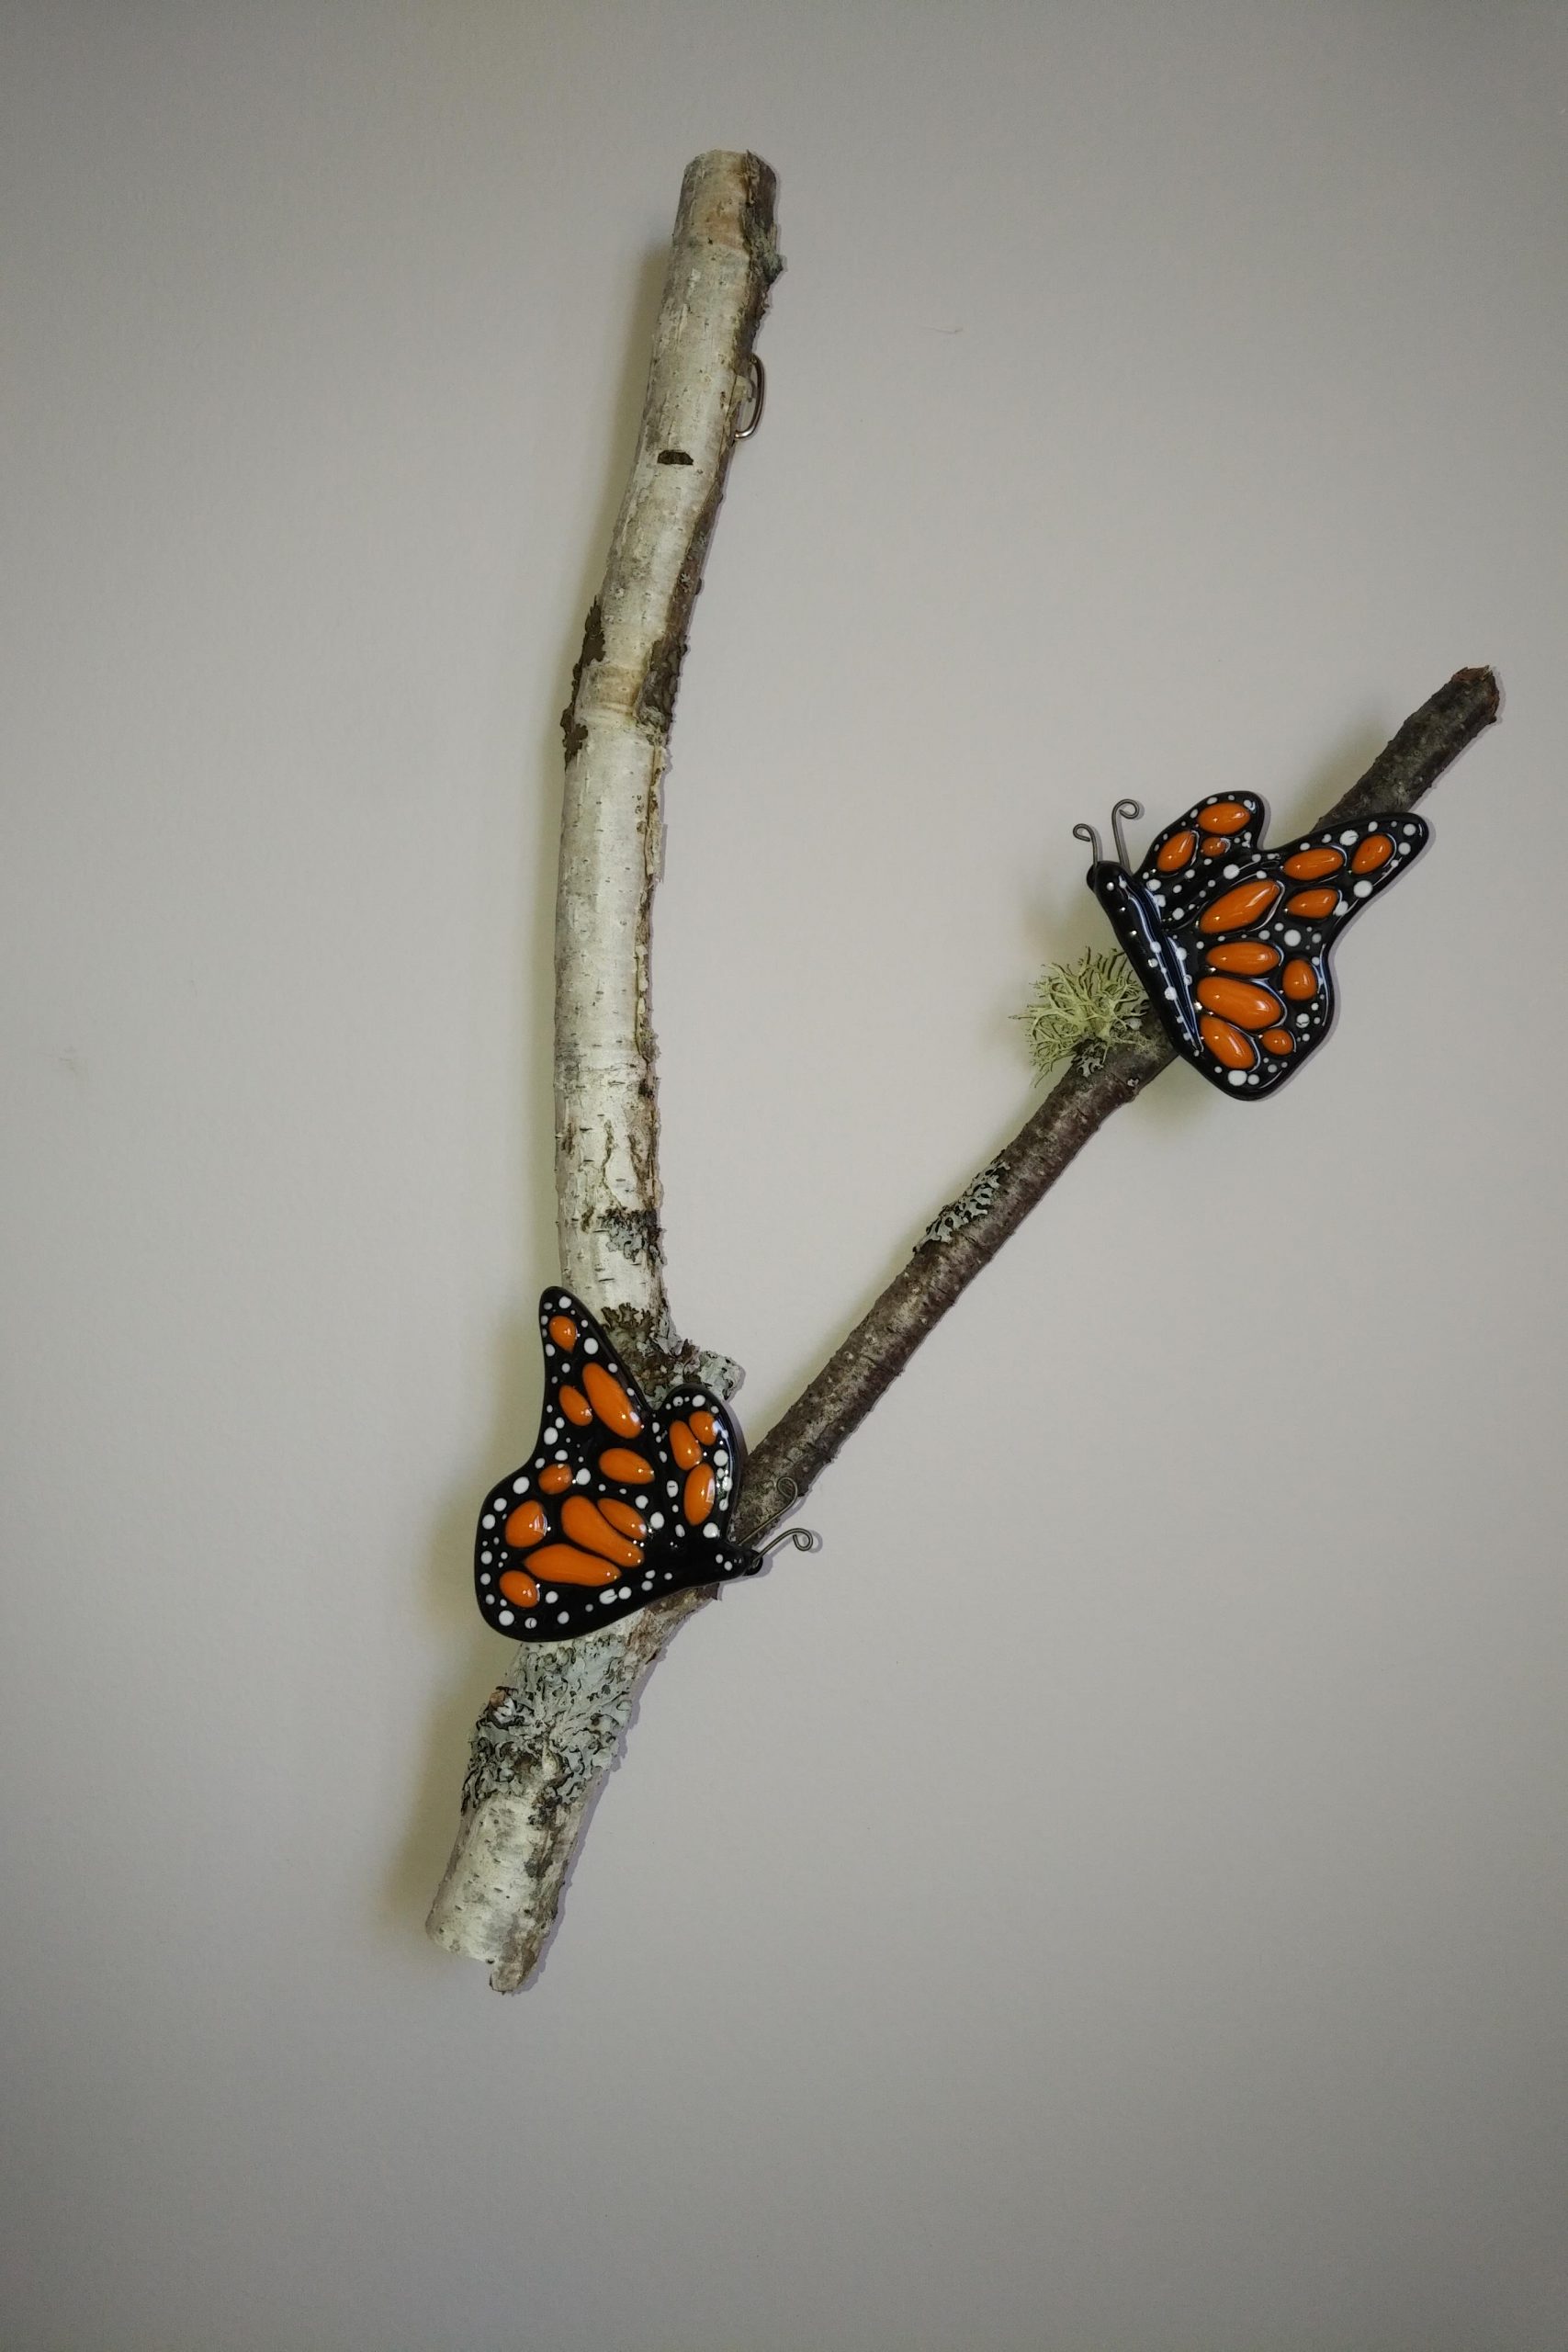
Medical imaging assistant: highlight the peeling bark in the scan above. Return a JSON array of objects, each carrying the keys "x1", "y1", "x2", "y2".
[{"x1": 426, "y1": 150, "x2": 1499, "y2": 1992}]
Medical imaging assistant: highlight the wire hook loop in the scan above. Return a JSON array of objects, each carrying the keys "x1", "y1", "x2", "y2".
[{"x1": 734, "y1": 354, "x2": 765, "y2": 441}]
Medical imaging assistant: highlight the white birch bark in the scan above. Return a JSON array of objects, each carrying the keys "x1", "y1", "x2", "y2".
[{"x1": 427, "y1": 152, "x2": 781, "y2": 1990}]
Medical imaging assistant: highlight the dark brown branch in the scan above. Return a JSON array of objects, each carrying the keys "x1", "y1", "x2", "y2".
[{"x1": 727, "y1": 664, "x2": 1499, "y2": 1544}]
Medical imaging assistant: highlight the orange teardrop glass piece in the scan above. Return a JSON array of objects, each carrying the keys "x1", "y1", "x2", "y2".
[
  {"x1": 598, "y1": 1498, "x2": 648, "y2": 1540},
  {"x1": 498, "y1": 1568, "x2": 540, "y2": 1607},
  {"x1": 689, "y1": 1409, "x2": 718, "y2": 1445},
  {"x1": 598, "y1": 1447, "x2": 655, "y2": 1487},
  {"x1": 1261, "y1": 1028, "x2": 1295, "y2": 1056},
  {"x1": 1199, "y1": 878, "x2": 1282, "y2": 934},
  {"x1": 1285, "y1": 887, "x2": 1339, "y2": 918},
  {"x1": 1282, "y1": 845, "x2": 1345, "y2": 880},
  {"x1": 683, "y1": 1463, "x2": 716, "y2": 1526},
  {"x1": 1281, "y1": 958, "x2": 1319, "y2": 1001},
  {"x1": 1195, "y1": 976, "x2": 1285, "y2": 1031},
  {"x1": 669, "y1": 1419, "x2": 702, "y2": 1470},
  {"x1": 558, "y1": 1385, "x2": 593, "y2": 1426},
  {"x1": 538, "y1": 1463, "x2": 573, "y2": 1495},
  {"x1": 1205, "y1": 941, "x2": 1280, "y2": 974},
  {"x1": 1199, "y1": 1016, "x2": 1258, "y2": 1070},
  {"x1": 1156, "y1": 830, "x2": 1197, "y2": 872},
  {"x1": 504, "y1": 1500, "x2": 548, "y2": 1549},
  {"x1": 525, "y1": 1542, "x2": 620, "y2": 1589},
  {"x1": 547, "y1": 1315, "x2": 578, "y2": 1350},
  {"x1": 582, "y1": 1361, "x2": 642, "y2": 1437},
  {"x1": 561, "y1": 1495, "x2": 644, "y2": 1569},
  {"x1": 1198, "y1": 800, "x2": 1250, "y2": 833},
  {"x1": 1351, "y1": 833, "x2": 1394, "y2": 874}
]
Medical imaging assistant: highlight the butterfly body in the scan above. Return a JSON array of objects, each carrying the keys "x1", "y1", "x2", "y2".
[
  {"x1": 475, "y1": 1292, "x2": 759, "y2": 1644},
  {"x1": 1084, "y1": 792, "x2": 1429, "y2": 1096}
]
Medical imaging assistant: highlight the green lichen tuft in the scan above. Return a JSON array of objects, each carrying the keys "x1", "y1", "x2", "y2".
[{"x1": 1017, "y1": 948, "x2": 1147, "y2": 1080}]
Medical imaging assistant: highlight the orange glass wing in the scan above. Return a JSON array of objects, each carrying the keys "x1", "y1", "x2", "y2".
[
  {"x1": 474, "y1": 1290, "x2": 758, "y2": 1644},
  {"x1": 1089, "y1": 797, "x2": 1430, "y2": 1098}
]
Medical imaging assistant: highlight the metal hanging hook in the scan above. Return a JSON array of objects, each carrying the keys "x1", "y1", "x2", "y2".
[
  {"x1": 1111, "y1": 798, "x2": 1144, "y2": 870},
  {"x1": 1072, "y1": 821, "x2": 1104, "y2": 865},
  {"x1": 734, "y1": 354, "x2": 765, "y2": 441}
]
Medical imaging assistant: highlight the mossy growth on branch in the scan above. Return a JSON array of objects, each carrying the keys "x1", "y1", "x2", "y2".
[{"x1": 1017, "y1": 948, "x2": 1147, "y2": 1080}]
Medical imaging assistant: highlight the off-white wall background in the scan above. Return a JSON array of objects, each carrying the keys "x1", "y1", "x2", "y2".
[{"x1": 5, "y1": 6, "x2": 1566, "y2": 2347}]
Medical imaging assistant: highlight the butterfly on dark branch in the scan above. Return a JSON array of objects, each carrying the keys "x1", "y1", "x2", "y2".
[{"x1": 1077, "y1": 791, "x2": 1429, "y2": 1097}]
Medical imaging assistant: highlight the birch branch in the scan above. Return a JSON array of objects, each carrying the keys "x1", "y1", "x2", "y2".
[
  {"x1": 553, "y1": 150, "x2": 780, "y2": 1376},
  {"x1": 425, "y1": 153, "x2": 1499, "y2": 1992},
  {"x1": 426, "y1": 151, "x2": 781, "y2": 1988}
]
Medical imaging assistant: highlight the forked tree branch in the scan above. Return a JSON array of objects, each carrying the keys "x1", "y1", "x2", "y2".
[{"x1": 426, "y1": 151, "x2": 1499, "y2": 1990}]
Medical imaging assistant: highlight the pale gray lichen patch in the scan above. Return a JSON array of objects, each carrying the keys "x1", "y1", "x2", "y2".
[
  {"x1": 687, "y1": 1348, "x2": 743, "y2": 1401},
  {"x1": 921, "y1": 1157, "x2": 1008, "y2": 1246},
  {"x1": 1017, "y1": 948, "x2": 1146, "y2": 1080},
  {"x1": 462, "y1": 1634, "x2": 641, "y2": 1814},
  {"x1": 596, "y1": 1203, "x2": 661, "y2": 1265}
]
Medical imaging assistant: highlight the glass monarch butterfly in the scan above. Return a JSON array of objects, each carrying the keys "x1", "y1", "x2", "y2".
[
  {"x1": 1078, "y1": 791, "x2": 1429, "y2": 1096},
  {"x1": 475, "y1": 1291, "x2": 773, "y2": 1644}
]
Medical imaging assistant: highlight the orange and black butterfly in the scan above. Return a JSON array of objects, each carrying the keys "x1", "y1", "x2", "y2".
[
  {"x1": 475, "y1": 1292, "x2": 761, "y2": 1643},
  {"x1": 1079, "y1": 792, "x2": 1429, "y2": 1096}
]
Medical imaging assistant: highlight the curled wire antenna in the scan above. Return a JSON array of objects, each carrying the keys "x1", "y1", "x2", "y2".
[
  {"x1": 758, "y1": 1524, "x2": 822, "y2": 1560},
  {"x1": 752, "y1": 1476, "x2": 822, "y2": 1560},
  {"x1": 1111, "y1": 798, "x2": 1144, "y2": 870},
  {"x1": 1072, "y1": 821, "x2": 1103, "y2": 865}
]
